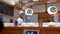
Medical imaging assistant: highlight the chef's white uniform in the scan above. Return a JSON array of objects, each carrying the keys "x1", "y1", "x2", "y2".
[{"x1": 17, "y1": 18, "x2": 23, "y2": 25}]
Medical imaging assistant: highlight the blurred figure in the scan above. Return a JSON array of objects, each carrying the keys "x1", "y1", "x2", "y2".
[
  {"x1": 0, "y1": 20, "x2": 4, "y2": 32},
  {"x1": 17, "y1": 10, "x2": 25, "y2": 26},
  {"x1": 52, "y1": 16, "x2": 59, "y2": 22},
  {"x1": 0, "y1": 15, "x2": 4, "y2": 32}
]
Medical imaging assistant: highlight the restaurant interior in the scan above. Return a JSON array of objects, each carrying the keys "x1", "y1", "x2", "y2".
[{"x1": 0, "y1": 0, "x2": 60, "y2": 34}]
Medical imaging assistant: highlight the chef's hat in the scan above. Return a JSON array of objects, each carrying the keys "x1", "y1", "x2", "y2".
[{"x1": 19, "y1": 10, "x2": 24, "y2": 14}]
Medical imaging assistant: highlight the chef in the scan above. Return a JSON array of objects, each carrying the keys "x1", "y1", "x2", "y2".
[{"x1": 17, "y1": 10, "x2": 25, "y2": 26}]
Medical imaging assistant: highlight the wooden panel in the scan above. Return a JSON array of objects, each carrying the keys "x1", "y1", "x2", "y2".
[
  {"x1": 0, "y1": 29, "x2": 23, "y2": 34},
  {"x1": 38, "y1": 11, "x2": 60, "y2": 22},
  {"x1": 41, "y1": 31, "x2": 60, "y2": 34},
  {"x1": 0, "y1": 27, "x2": 60, "y2": 34},
  {"x1": 0, "y1": 0, "x2": 3, "y2": 2},
  {"x1": 38, "y1": 12, "x2": 52, "y2": 22}
]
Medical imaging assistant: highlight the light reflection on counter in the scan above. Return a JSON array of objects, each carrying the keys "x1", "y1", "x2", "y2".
[
  {"x1": 42, "y1": 22, "x2": 60, "y2": 27},
  {"x1": 4, "y1": 23, "x2": 15, "y2": 27},
  {"x1": 4, "y1": 22, "x2": 60, "y2": 27},
  {"x1": 4, "y1": 22, "x2": 39, "y2": 27}
]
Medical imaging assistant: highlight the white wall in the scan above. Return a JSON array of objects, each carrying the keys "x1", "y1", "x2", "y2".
[
  {"x1": 32, "y1": 2, "x2": 60, "y2": 13},
  {"x1": 13, "y1": 9, "x2": 19, "y2": 23},
  {"x1": 32, "y1": 4, "x2": 46, "y2": 12},
  {"x1": 47, "y1": 2, "x2": 60, "y2": 11},
  {"x1": 30, "y1": 14, "x2": 38, "y2": 22}
]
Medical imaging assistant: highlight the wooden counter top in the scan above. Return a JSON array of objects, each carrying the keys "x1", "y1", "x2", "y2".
[
  {"x1": 4, "y1": 27, "x2": 60, "y2": 31},
  {"x1": 0, "y1": 27, "x2": 60, "y2": 34}
]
